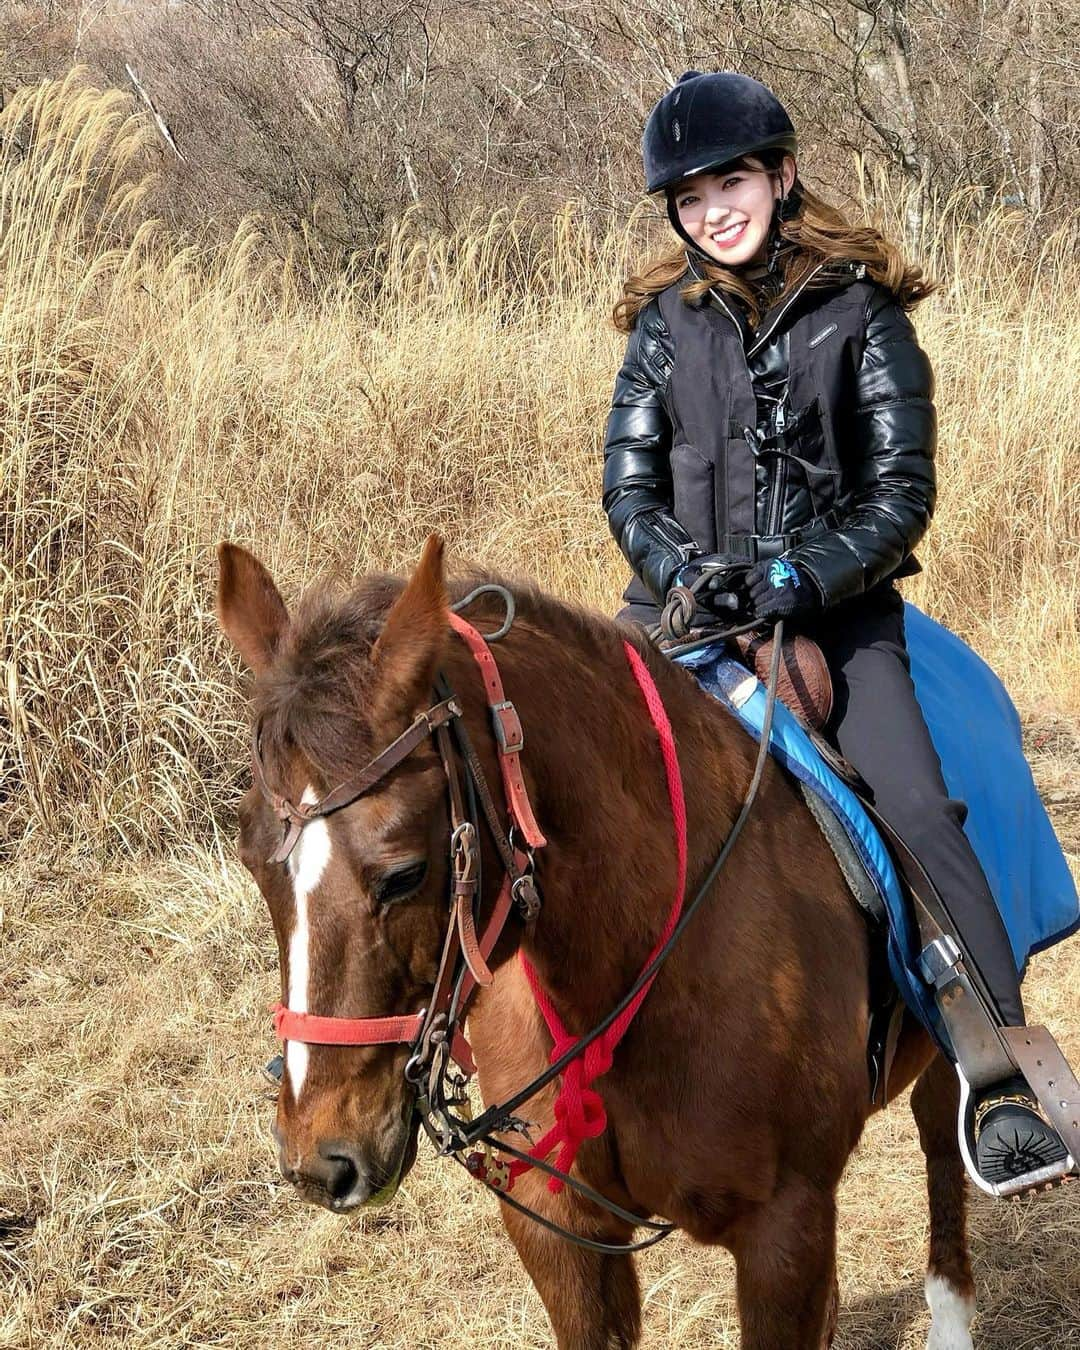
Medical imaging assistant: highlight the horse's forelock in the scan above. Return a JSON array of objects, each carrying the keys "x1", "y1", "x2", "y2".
[
  {"x1": 253, "y1": 576, "x2": 402, "y2": 788},
  {"x1": 251, "y1": 565, "x2": 628, "y2": 790}
]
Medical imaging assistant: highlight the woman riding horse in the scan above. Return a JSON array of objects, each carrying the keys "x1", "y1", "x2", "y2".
[
  {"x1": 224, "y1": 70, "x2": 1075, "y2": 1350},
  {"x1": 601, "y1": 69, "x2": 1069, "y2": 1189}
]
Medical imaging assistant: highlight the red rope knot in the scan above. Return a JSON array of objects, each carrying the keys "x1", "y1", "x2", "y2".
[
  {"x1": 552, "y1": 1062, "x2": 608, "y2": 1140},
  {"x1": 524, "y1": 1031, "x2": 619, "y2": 1191}
]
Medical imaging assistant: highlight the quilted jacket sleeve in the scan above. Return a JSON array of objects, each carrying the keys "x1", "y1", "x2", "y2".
[
  {"x1": 601, "y1": 302, "x2": 699, "y2": 602},
  {"x1": 788, "y1": 289, "x2": 937, "y2": 606}
]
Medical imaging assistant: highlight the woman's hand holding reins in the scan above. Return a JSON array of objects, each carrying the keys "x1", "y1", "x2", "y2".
[
  {"x1": 673, "y1": 555, "x2": 746, "y2": 616},
  {"x1": 665, "y1": 554, "x2": 823, "y2": 639},
  {"x1": 744, "y1": 559, "x2": 822, "y2": 623}
]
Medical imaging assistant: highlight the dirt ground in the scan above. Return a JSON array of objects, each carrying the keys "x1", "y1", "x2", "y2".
[{"x1": 1, "y1": 719, "x2": 1078, "y2": 1349}]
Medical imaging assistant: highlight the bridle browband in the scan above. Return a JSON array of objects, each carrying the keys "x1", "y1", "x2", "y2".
[
  {"x1": 252, "y1": 584, "x2": 784, "y2": 1256},
  {"x1": 252, "y1": 695, "x2": 463, "y2": 867}
]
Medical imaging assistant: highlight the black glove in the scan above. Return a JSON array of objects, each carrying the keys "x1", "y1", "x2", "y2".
[
  {"x1": 745, "y1": 558, "x2": 821, "y2": 623},
  {"x1": 672, "y1": 554, "x2": 745, "y2": 616}
]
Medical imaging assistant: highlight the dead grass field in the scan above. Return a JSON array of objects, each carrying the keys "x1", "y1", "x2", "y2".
[{"x1": 2, "y1": 76, "x2": 1079, "y2": 1347}]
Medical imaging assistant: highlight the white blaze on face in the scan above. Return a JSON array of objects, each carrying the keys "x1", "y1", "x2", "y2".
[
  {"x1": 285, "y1": 787, "x2": 332, "y2": 1101},
  {"x1": 924, "y1": 1273, "x2": 975, "y2": 1350}
]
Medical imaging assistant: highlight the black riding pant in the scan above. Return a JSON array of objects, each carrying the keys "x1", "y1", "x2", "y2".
[{"x1": 804, "y1": 584, "x2": 1024, "y2": 1027}]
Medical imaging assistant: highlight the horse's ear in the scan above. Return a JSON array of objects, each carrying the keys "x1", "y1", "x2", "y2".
[
  {"x1": 216, "y1": 542, "x2": 289, "y2": 673},
  {"x1": 371, "y1": 533, "x2": 448, "y2": 720}
]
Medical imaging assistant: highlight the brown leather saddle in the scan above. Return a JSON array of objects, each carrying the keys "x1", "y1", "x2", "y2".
[{"x1": 731, "y1": 631, "x2": 833, "y2": 732}]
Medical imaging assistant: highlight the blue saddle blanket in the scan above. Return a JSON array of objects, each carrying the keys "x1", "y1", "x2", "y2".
[{"x1": 675, "y1": 603, "x2": 1079, "y2": 1042}]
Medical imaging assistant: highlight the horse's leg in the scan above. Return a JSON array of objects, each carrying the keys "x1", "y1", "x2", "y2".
[
  {"x1": 823, "y1": 1272, "x2": 840, "y2": 1347},
  {"x1": 730, "y1": 1177, "x2": 839, "y2": 1349},
  {"x1": 498, "y1": 1186, "x2": 642, "y2": 1350},
  {"x1": 910, "y1": 1053, "x2": 976, "y2": 1350}
]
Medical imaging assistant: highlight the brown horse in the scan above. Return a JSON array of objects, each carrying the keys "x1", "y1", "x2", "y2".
[{"x1": 216, "y1": 535, "x2": 977, "y2": 1350}]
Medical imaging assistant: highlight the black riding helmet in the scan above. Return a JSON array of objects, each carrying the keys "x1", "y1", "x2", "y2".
[{"x1": 642, "y1": 71, "x2": 799, "y2": 260}]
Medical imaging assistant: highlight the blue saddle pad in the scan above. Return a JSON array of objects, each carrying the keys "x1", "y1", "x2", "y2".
[{"x1": 675, "y1": 603, "x2": 1079, "y2": 1045}]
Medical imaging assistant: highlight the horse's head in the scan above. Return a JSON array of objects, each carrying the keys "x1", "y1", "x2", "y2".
[{"x1": 217, "y1": 536, "x2": 455, "y2": 1213}]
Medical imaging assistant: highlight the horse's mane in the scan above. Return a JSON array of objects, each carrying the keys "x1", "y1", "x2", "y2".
[{"x1": 253, "y1": 566, "x2": 642, "y2": 786}]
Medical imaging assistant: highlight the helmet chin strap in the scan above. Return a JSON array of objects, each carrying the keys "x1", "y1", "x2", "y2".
[
  {"x1": 766, "y1": 196, "x2": 786, "y2": 273},
  {"x1": 767, "y1": 177, "x2": 802, "y2": 273}
]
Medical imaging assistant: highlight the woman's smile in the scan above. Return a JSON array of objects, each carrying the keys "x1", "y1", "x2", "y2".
[{"x1": 710, "y1": 220, "x2": 748, "y2": 248}]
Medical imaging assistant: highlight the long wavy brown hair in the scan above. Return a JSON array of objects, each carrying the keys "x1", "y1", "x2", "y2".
[{"x1": 613, "y1": 152, "x2": 937, "y2": 333}]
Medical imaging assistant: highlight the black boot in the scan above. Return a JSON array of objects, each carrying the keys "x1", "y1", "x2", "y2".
[
  {"x1": 263, "y1": 1054, "x2": 284, "y2": 1086},
  {"x1": 974, "y1": 1076, "x2": 1070, "y2": 1188}
]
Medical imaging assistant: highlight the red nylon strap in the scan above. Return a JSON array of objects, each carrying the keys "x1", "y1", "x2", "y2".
[
  {"x1": 273, "y1": 1005, "x2": 420, "y2": 1045},
  {"x1": 509, "y1": 640, "x2": 687, "y2": 1193},
  {"x1": 272, "y1": 1003, "x2": 477, "y2": 1075},
  {"x1": 446, "y1": 610, "x2": 547, "y2": 849}
]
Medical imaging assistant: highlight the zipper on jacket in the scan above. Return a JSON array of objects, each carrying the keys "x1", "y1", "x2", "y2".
[
  {"x1": 683, "y1": 253, "x2": 855, "y2": 542},
  {"x1": 692, "y1": 253, "x2": 854, "y2": 357},
  {"x1": 746, "y1": 262, "x2": 826, "y2": 358},
  {"x1": 760, "y1": 398, "x2": 790, "y2": 537}
]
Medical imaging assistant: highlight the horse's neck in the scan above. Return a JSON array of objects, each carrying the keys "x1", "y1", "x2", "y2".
[{"x1": 473, "y1": 618, "x2": 753, "y2": 1026}]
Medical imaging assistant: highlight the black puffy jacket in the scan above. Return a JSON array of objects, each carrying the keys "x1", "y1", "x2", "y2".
[{"x1": 602, "y1": 260, "x2": 937, "y2": 617}]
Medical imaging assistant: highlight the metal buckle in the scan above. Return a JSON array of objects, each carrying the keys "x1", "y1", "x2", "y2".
[
  {"x1": 918, "y1": 935, "x2": 962, "y2": 988},
  {"x1": 511, "y1": 873, "x2": 542, "y2": 922},
  {"x1": 491, "y1": 700, "x2": 524, "y2": 754},
  {"x1": 450, "y1": 820, "x2": 477, "y2": 858},
  {"x1": 403, "y1": 1006, "x2": 430, "y2": 1085}
]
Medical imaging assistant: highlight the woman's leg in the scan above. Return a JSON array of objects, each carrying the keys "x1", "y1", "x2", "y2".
[
  {"x1": 810, "y1": 586, "x2": 1023, "y2": 1026},
  {"x1": 809, "y1": 591, "x2": 1076, "y2": 1185}
]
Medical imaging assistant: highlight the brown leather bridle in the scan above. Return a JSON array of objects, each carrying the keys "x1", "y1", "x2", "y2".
[
  {"x1": 253, "y1": 600, "x2": 545, "y2": 1083},
  {"x1": 252, "y1": 696, "x2": 463, "y2": 867}
]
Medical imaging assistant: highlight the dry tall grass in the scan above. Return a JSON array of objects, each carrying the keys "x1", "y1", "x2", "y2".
[
  {"x1": 2, "y1": 75, "x2": 1079, "y2": 1348},
  {"x1": 2, "y1": 73, "x2": 1078, "y2": 858}
]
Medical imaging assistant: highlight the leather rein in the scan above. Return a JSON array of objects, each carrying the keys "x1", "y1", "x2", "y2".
[{"x1": 254, "y1": 585, "x2": 783, "y2": 1255}]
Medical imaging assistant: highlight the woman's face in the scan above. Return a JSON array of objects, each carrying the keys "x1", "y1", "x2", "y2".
[{"x1": 672, "y1": 156, "x2": 796, "y2": 267}]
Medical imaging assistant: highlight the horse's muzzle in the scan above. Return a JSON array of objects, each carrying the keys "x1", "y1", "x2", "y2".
[{"x1": 276, "y1": 1115, "x2": 420, "y2": 1212}]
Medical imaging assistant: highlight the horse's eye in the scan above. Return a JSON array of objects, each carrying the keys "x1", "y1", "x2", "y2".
[{"x1": 375, "y1": 860, "x2": 428, "y2": 905}]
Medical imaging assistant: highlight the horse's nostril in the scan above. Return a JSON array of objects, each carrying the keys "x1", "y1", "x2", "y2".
[{"x1": 316, "y1": 1140, "x2": 361, "y2": 1201}]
